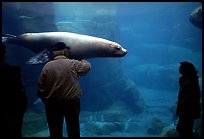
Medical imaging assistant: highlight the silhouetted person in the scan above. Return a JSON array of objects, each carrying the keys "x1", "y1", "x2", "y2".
[
  {"x1": 176, "y1": 61, "x2": 201, "y2": 137},
  {"x1": 38, "y1": 42, "x2": 91, "y2": 137},
  {"x1": 1, "y1": 44, "x2": 27, "y2": 137}
]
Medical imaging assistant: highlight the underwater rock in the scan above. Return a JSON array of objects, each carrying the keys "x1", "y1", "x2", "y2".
[
  {"x1": 81, "y1": 72, "x2": 146, "y2": 113},
  {"x1": 22, "y1": 109, "x2": 47, "y2": 136},
  {"x1": 81, "y1": 122, "x2": 122, "y2": 135},
  {"x1": 79, "y1": 101, "x2": 139, "y2": 136},
  {"x1": 168, "y1": 104, "x2": 177, "y2": 121},
  {"x1": 129, "y1": 63, "x2": 179, "y2": 91},
  {"x1": 120, "y1": 78, "x2": 146, "y2": 113},
  {"x1": 147, "y1": 116, "x2": 165, "y2": 135},
  {"x1": 160, "y1": 123, "x2": 179, "y2": 137},
  {"x1": 189, "y1": 6, "x2": 202, "y2": 29},
  {"x1": 80, "y1": 101, "x2": 133, "y2": 122}
]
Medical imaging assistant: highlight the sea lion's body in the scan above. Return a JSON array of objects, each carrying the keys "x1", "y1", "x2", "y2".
[{"x1": 3, "y1": 32, "x2": 127, "y2": 64}]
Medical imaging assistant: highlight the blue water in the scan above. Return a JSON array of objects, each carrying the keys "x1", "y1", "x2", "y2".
[{"x1": 2, "y1": 2, "x2": 202, "y2": 137}]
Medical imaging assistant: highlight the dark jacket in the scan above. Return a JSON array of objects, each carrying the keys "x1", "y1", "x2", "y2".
[
  {"x1": 1, "y1": 63, "x2": 27, "y2": 114},
  {"x1": 176, "y1": 75, "x2": 201, "y2": 119},
  {"x1": 38, "y1": 56, "x2": 91, "y2": 104}
]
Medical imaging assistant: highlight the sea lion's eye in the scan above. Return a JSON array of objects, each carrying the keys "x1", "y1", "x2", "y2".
[
  {"x1": 115, "y1": 46, "x2": 121, "y2": 50},
  {"x1": 109, "y1": 45, "x2": 113, "y2": 48}
]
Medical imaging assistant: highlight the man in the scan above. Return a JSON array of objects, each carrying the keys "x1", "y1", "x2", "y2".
[
  {"x1": 1, "y1": 44, "x2": 27, "y2": 137},
  {"x1": 38, "y1": 42, "x2": 91, "y2": 137},
  {"x1": 176, "y1": 61, "x2": 201, "y2": 137}
]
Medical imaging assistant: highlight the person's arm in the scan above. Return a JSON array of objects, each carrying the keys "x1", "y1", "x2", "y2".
[{"x1": 75, "y1": 59, "x2": 91, "y2": 76}]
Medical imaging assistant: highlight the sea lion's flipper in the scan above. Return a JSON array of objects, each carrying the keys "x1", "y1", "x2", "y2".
[
  {"x1": 2, "y1": 33, "x2": 16, "y2": 43},
  {"x1": 26, "y1": 49, "x2": 51, "y2": 64}
]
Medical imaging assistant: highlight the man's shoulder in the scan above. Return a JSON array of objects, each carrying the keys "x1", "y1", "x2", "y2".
[{"x1": 43, "y1": 58, "x2": 62, "y2": 67}]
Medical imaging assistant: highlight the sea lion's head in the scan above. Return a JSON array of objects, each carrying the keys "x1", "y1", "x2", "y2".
[
  {"x1": 108, "y1": 42, "x2": 128, "y2": 57},
  {"x1": 98, "y1": 41, "x2": 127, "y2": 58}
]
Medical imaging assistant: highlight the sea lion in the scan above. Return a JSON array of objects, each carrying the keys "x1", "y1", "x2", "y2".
[
  {"x1": 189, "y1": 6, "x2": 202, "y2": 29},
  {"x1": 2, "y1": 32, "x2": 127, "y2": 64}
]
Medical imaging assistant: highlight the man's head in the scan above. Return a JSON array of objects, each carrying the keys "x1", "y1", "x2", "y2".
[{"x1": 52, "y1": 42, "x2": 69, "y2": 58}]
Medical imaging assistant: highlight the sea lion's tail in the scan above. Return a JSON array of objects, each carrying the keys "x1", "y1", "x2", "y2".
[{"x1": 2, "y1": 33, "x2": 16, "y2": 43}]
